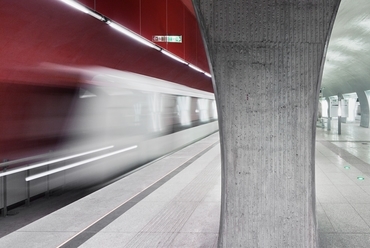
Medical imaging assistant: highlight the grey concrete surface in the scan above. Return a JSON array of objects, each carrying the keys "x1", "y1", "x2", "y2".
[
  {"x1": 193, "y1": 0, "x2": 341, "y2": 247},
  {"x1": 1, "y1": 124, "x2": 370, "y2": 247}
]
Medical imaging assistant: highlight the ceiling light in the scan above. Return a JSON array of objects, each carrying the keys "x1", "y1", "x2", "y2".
[
  {"x1": 59, "y1": 0, "x2": 105, "y2": 21},
  {"x1": 189, "y1": 64, "x2": 204, "y2": 73},
  {"x1": 108, "y1": 22, "x2": 160, "y2": 51},
  {"x1": 161, "y1": 50, "x2": 188, "y2": 64}
]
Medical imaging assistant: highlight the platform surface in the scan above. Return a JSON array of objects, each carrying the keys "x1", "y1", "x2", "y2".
[{"x1": 1, "y1": 121, "x2": 370, "y2": 247}]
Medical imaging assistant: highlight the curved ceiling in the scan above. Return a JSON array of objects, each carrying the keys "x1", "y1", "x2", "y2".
[
  {"x1": 322, "y1": 0, "x2": 370, "y2": 97},
  {"x1": 0, "y1": 0, "x2": 213, "y2": 92}
]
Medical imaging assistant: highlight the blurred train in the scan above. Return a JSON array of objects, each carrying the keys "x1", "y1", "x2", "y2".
[{"x1": 0, "y1": 65, "x2": 218, "y2": 209}]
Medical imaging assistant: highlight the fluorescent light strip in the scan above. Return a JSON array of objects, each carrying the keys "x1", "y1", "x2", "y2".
[
  {"x1": 0, "y1": 146, "x2": 114, "y2": 178},
  {"x1": 161, "y1": 50, "x2": 188, "y2": 64},
  {"x1": 204, "y1": 72, "x2": 212, "y2": 78},
  {"x1": 108, "y1": 22, "x2": 160, "y2": 51},
  {"x1": 25, "y1": 145, "x2": 137, "y2": 182},
  {"x1": 87, "y1": 10, "x2": 105, "y2": 21},
  {"x1": 189, "y1": 64, "x2": 204, "y2": 73},
  {"x1": 60, "y1": 0, "x2": 88, "y2": 13},
  {"x1": 59, "y1": 0, "x2": 105, "y2": 21}
]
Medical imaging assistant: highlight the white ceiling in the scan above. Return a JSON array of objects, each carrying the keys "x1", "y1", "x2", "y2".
[{"x1": 322, "y1": 0, "x2": 370, "y2": 97}]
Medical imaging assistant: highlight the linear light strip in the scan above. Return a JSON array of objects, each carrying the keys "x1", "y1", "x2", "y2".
[
  {"x1": 58, "y1": 0, "x2": 212, "y2": 77},
  {"x1": 108, "y1": 22, "x2": 161, "y2": 51},
  {"x1": 0, "y1": 146, "x2": 114, "y2": 178},
  {"x1": 189, "y1": 64, "x2": 204, "y2": 73},
  {"x1": 25, "y1": 145, "x2": 138, "y2": 182},
  {"x1": 161, "y1": 50, "x2": 188, "y2": 64}
]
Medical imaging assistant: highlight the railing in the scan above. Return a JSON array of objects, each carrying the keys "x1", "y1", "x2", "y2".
[{"x1": 0, "y1": 145, "x2": 137, "y2": 217}]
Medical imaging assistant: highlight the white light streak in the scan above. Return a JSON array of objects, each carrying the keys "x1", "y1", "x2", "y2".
[
  {"x1": 59, "y1": 0, "x2": 105, "y2": 21},
  {"x1": 161, "y1": 50, "x2": 188, "y2": 64},
  {"x1": 108, "y1": 22, "x2": 160, "y2": 51},
  {"x1": 25, "y1": 145, "x2": 137, "y2": 181},
  {"x1": 189, "y1": 64, "x2": 204, "y2": 73},
  {"x1": 0, "y1": 146, "x2": 114, "y2": 178}
]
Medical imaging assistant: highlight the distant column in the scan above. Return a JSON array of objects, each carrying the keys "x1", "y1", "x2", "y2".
[
  {"x1": 326, "y1": 97, "x2": 332, "y2": 131},
  {"x1": 193, "y1": 1, "x2": 341, "y2": 247},
  {"x1": 357, "y1": 91, "x2": 369, "y2": 128}
]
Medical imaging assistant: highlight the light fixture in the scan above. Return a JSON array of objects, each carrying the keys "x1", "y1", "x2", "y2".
[
  {"x1": 59, "y1": 0, "x2": 105, "y2": 21},
  {"x1": 25, "y1": 145, "x2": 137, "y2": 181},
  {"x1": 161, "y1": 50, "x2": 188, "y2": 64},
  {"x1": 344, "y1": 166, "x2": 350, "y2": 169},
  {"x1": 188, "y1": 64, "x2": 204, "y2": 73},
  {"x1": 204, "y1": 72, "x2": 212, "y2": 78},
  {"x1": 108, "y1": 22, "x2": 160, "y2": 51},
  {"x1": 357, "y1": 177, "x2": 365, "y2": 181}
]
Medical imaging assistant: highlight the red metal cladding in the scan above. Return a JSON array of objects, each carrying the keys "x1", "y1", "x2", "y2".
[{"x1": 0, "y1": 0, "x2": 212, "y2": 92}]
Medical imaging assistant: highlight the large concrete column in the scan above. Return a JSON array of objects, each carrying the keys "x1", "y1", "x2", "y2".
[
  {"x1": 192, "y1": 1, "x2": 340, "y2": 247},
  {"x1": 357, "y1": 91, "x2": 369, "y2": 128}
]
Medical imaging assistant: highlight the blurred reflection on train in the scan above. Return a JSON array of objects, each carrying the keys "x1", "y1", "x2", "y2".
[{"x1": 0, "y1": 65, "x2": 218, "y2": 206}]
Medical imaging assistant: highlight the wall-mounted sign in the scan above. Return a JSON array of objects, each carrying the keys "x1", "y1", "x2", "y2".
[{"x1": 153, "y1": 35, "x2": 182, "y2": 43}]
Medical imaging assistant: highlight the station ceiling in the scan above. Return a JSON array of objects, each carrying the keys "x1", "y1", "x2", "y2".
[{"x1": 322, "y1": 0, "x2": 370, "y2": 97}]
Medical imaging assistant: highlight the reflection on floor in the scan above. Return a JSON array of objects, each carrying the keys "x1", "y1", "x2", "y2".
[{"x1": 316, "y1": 120, "x2": 370, "y2": 247}]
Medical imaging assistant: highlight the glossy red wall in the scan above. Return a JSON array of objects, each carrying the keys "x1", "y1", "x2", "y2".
[
  {"x1": 77, "y1": 0, "x2": 209, "y2": 72},
  {"x1": 0, "y1": 0, "x2": 212, "y2": 92}
]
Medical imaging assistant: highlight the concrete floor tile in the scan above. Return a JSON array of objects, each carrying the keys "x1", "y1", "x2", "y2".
[
  {"x1": 321, "y1": 203, "x2": 370, "y2": 233},
  {"x1": 79, "y1": 232, "x2": 136, "y2": 248},
  {"x1": 325, "y1": 173, "x2": 357, "y2": 185},
  {"x1": 316, "y1": 185, "x2": 348, "y2": 203},
  {"x1": 316, "y1": 173, "x2": 334, "y2": 185},
  {"x1": 317, "y1": 204, "x2": 335, "y2": 232},
  {"x1": 319, "y1": 233, "x2": 370, "y2": 248},
  {"x1": 180, "y1": 202, "x2": 220, "y2": 233},
  {"x1": 0, "y1": 231, "x2": 75, "y2": 248},
  {"x1": 336, "y1": 185, "x2": 370, "y2": 203},
  {"x1": 361, "y1": 186, "x2": 370, "y2": 195},
  {"x1": 352, "y1": 204, "x2": 370, "y2": 227},
  {"x1": 170, "y1": 233, "x2": 218, "y2": 248},
  {"x1": 100, "y1": 201, "x2": 167, "y2": 233}
]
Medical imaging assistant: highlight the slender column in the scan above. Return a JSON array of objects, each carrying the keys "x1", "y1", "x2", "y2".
[
  {"x1": 193, "y1": 1, "x2": 341, "y2": 247},
  {"x1": 326, "y1": 97, "x2": 332, "y2": 131},
  {"x1": 357, "y1": 91, "x2": 369, "y2": 128}
]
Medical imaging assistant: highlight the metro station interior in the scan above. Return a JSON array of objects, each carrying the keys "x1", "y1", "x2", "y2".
[{"x1": 1, "y1": 0, "x2": 370, "y2": 247}]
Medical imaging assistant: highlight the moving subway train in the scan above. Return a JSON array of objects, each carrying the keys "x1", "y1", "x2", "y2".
[{"x1": 0, "y1": 65, "x2": 218, "y2": 210}]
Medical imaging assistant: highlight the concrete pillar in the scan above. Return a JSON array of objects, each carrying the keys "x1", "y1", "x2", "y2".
[
  {"x1": 357, "y1": 91, "x2": 369, "y2": 128},
  {"x1": 192, "y1": 1, "x2": 341, "y2": 247},
  {"x1": 326, "y1": 97, "x2": 332, "y2": 131}
]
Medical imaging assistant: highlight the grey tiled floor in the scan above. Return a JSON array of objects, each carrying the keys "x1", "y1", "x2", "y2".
[
  {"x1": 1, "y1": 120, "x2": 370, "y2": 247},
  {"x1": 316, "y1": 120, "x2": 370, "y2": 247}
]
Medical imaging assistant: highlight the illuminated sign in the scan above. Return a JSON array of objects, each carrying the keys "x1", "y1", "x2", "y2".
[{"x1": 153, "y1": 35, "x2": 182, "y2": 43}]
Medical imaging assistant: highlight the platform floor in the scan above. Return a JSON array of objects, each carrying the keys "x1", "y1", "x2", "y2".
[{"x1": 1, "y1": 120, "x2": 370, "y2": 247}]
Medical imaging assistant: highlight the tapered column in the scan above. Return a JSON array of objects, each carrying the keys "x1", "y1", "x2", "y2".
[
  {"x1": 193, "y1": 1, "x2": 341, "y2": 247},
  {"x1": 357, "y1": 91, "x2": 369, "y2": 128}
]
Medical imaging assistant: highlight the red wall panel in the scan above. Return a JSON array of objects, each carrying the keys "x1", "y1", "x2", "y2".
[
  {"x1": 0, "y1": 0, "x2": 212, "y2": 92},
  {"x1": 75, "y1": 0, "x2": 209, "y2": 72},
  {"x1": 96, "y1": 0, "x2": 140, "y2": 33},
  {"x1": 141, "y1": 0, "x2": 167, "y2": 48},
  {"x1": 167, "y1": 0, "x2": 185, "y2": 59}
]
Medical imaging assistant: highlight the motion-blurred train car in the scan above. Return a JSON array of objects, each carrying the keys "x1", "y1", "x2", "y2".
[{"x1": 0, "y1": 65, "x2": 218, "y2": 209}]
